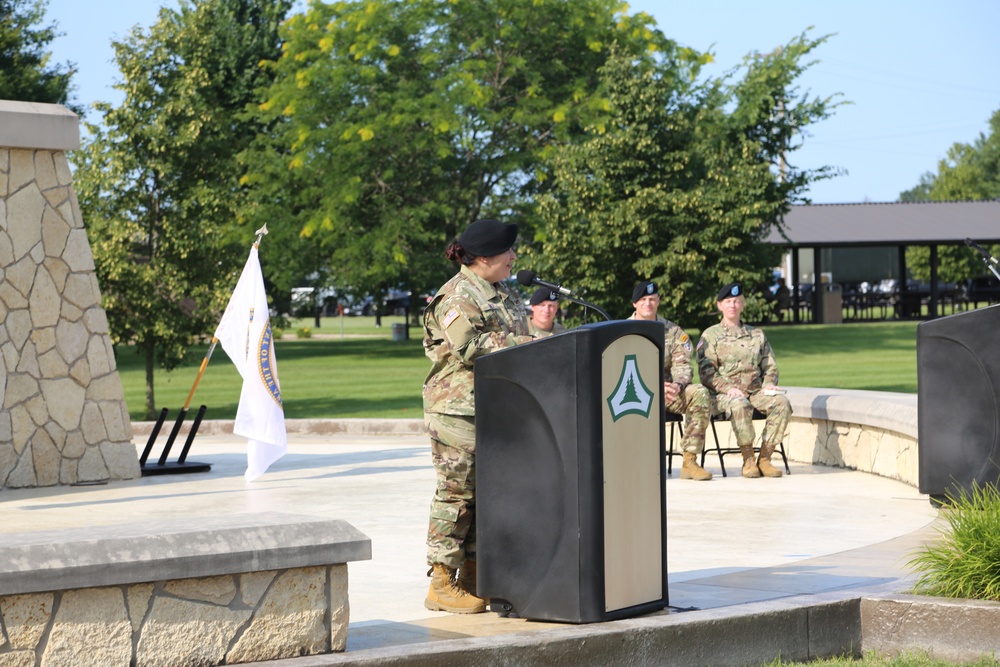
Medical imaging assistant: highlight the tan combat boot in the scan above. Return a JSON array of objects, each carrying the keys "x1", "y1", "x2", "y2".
[
  {"x1": 425, "y1": 563, "x2": 486, "y2": 614},
  {"x1": 680, "y1": 452, "x2": 712, "y2": 480},
  {"x1": 457, "y1": 559, "x2": 478, "y2": 597},
  {"x1": 740, "y1": 444, "x2": 761, "y2": 478},
  {"x1": 757, "y1": 443, "x2": 784, "y2": 478}
]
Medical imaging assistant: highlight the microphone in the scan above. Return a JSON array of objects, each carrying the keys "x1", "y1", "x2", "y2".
[
  {"x1": 966, "y1": 238, "x2": 999, "y2": 265},
  {"x1": 516, "y1": 270, "x2": 576, "y2": 297}
]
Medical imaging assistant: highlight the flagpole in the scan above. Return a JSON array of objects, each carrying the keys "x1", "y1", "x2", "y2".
[{"x1": 143, "y1": 225, "x2": 271, "y2": 471}]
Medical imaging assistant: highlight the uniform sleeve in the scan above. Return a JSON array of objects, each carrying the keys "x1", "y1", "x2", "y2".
[
  {"x1": 759, "y1": 335, "x2": 780, "y2": 386},
  {"x1": 667, "y1": 329, "x2": 694, "y2": 387},
  {"x1": 437, "y1": 293, "x2": 530, "y2": 366},
  {"x1": 697, "y1": 330, "x2": 733, "y2": 394}
]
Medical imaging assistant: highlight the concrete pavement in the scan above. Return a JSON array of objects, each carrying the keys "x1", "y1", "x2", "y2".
[{"x1": 0, "y1": 425, "x2": 940, "y2": 660}]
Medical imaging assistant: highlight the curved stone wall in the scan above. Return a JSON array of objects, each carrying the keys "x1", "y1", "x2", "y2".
[
  {"x1": 0, "y1": 100, "x2": 138, "y2": 488},
  {"x1": 705, "y1": 386, "x2": 919, "y2": 486}
]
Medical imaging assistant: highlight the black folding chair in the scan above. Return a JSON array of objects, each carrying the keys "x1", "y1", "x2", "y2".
[
  {"x1": 665, "y1": 411, "x2": 685, "y2": 474},
  {"x1": 700, "y1": 408, "x2": 789, "y2": 477}
]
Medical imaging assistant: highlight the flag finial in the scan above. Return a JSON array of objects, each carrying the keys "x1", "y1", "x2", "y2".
[{"x1": 253, "y1": 224, "x2": 269, "y2": 248}]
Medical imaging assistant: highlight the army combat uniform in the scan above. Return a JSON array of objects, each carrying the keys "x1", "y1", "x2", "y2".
[
  {"x1": 696, "y1": 322, "x2": 791, "y2": 471},
  {"x1": 528, "y1": 318, "x2": 568, "y2": 338},
  {"x1": 629, "y1": 314, "x2": 711, "y2": 456},
  {"x1": 423, "y1": 264, "x2": 532, "y2": 569}
]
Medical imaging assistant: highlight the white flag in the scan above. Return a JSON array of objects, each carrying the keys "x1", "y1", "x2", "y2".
[{"x1": 214, "y1": 244, "x2": 287, "y2": 481}]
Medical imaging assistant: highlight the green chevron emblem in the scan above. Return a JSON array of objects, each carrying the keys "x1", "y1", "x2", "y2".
[{"x1": 607, "y1": 354, "x2": 654, "y2": 422}]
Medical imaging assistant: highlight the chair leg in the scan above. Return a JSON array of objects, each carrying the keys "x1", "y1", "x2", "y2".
[
  {"x1": 777, "y1": 441, "x2": 790, "y2": 474},
  {"x1": 667, "y1": 421, "x2": 684, "y2": 475},
  {"x1": 706, "y1": 419, "x2": 727, "y2": 477},
  {"x1": 667, "y1": 422, "x2": 674, "y2": 475}
]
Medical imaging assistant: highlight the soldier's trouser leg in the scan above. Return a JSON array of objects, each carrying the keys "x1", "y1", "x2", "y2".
[
  {"x1": 715, "y1": 394, "x2": 756, "y2": 449},
  {"x1": 714, "y1": 394, "x2": 760, "y2": 477},
  {"x1": 748, "y1": 392, "x2": 792, "y2": 449},
  {"x1": 425, "y1": 413, "x2": 476, "y2": 568},
  {"x1": 749, "y1": 392, "x2": 792, "y2": 477},
  {"x1": 666, "y1": 384, "x2": 711, "y2": 455}
]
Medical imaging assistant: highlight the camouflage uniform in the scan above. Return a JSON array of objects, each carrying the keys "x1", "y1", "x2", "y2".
[
  {"x1": 423, "y1": 264, "x2": 532, "y2": 568},
  {"x1": 629, "y1": 314, "x2": 711, "y2": 454},
  {"x1": 528, "y1": 318, "x2": 569, "y2": 338},
  {"x1": 696, "y1": 322, "x2": 791, "y2": 449}
]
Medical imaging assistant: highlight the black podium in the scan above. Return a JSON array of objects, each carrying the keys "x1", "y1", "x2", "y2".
[
  {"x1": 917, "y1": 305, "x2": 1000, "y2": 501},
  {"x1": 474, "y1": 319, "x2": 667, "y2": 623}
]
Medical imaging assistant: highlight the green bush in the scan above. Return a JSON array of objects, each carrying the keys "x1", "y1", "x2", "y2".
[
  {"x1": 296, "y1": 326, "x2": 312, "y2": 339},
  {"x1": 908, "y1": 483, "x2": 1000, "y2": 601}
]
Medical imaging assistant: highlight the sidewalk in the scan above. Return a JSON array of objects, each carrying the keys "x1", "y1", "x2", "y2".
[{"x1": 0, "y1": 428, "x2": 940, "y2": 657}]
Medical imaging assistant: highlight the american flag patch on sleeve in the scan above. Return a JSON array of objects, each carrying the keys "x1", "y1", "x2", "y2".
[{"x1": 442, "y1": 308, "x2": 461, "y2": 328}]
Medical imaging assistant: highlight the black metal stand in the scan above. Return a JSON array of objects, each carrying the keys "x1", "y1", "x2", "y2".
[{"x1": 140, "y1": 405, "x2": 212, "y2": 476}]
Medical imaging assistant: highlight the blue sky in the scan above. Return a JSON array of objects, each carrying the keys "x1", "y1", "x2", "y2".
[{"x1": 44, "y1": 0, "x2": 1000, "y2": 205}]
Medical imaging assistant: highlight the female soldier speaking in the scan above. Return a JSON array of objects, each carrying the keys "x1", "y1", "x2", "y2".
[{"x1": 422, "y1": 218, "x2": 533, "y2": 614}]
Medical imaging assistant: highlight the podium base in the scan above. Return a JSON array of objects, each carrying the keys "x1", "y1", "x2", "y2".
[{"x1": 489, "y1": 598, "x2": 519, "y2": 618}]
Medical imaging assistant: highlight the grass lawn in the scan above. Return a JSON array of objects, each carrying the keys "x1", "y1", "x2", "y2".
[{"x1": 117, "y1": 316, "x2": 920, "y2": 422}]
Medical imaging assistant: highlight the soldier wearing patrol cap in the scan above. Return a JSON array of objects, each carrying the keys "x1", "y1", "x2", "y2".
[
  {"x1": 697, "y1": 282, "x2": 792, "y2": 478},
  {"x1": 629, "y1": 280, "x2": 713, "y2": 481},
  {"x1": 528, "y1": 287, "x2": 569, "y2": 338},
  {"x1": 421, "y1": 218, "x2": 533, "y2": 614}
]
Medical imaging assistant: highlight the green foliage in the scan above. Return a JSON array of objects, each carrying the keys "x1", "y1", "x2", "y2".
[
  {"x1": 766, "y1": 649, "x2": 1000, "y2": 666},
  {"x1": 0, "y1": 0, "x2": 81, "y2": 113},
  {"x1": 295, "y1": 326, "x2": 312, "y2": 339},
  {"x1": 72, "y1": 0, "x2": 292, "y2": 418},
  {"x1": 903, "y1": 108, "x2": 1000, "y2": 284},
  {"x1": 909, "y1": 483, "x2": 1000, "y2": 602},
  {"x1": 532, "y1": 33, "x2": 843, "y2": 328},
  {"x1": 241, "y1": 0, "x2": 677, "y2": 304}
]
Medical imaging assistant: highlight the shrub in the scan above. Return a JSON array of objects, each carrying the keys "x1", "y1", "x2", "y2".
[
  {"x1": 296, "y1": 326, "x2": 312, "y2": 339},
  {"x1": 908, "y1": 482, "x2": 1000, "y2": 601},
  {"x1": 271, "y1": 327, "x2": 284, "y2": 339}
]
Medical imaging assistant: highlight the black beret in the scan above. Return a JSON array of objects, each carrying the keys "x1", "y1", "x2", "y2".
[
  {"x1": 529, "y1": 286, "x2": 559, "y2": 306},
  {"x1": 458, "y1": 219, "x2": 518, "y2": 257},
  {"x1": 631, "y1": 280, "x2": 657, "y2": 303},
  {"x1": 717, "y1": 282, "x2": 743, "y2": 300}
]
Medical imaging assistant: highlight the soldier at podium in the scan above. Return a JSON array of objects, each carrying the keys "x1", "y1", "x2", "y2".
[
  {"x1": 421, "y1": 218, "x2": 534, "y2": 614},
  {"x1": 697, "y1": 282, "x2": 791, "y2": 478},
  {"x1": 628, "y1": 280, "x2": 713, "y2": 481},
  {"x1": 527, "y1": 287, "x2": 569, "y2": 338}
]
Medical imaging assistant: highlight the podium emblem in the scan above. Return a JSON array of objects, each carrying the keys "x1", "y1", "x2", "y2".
[{"x1": 606, "y1": 354, "x2": 654, "y2": 421}]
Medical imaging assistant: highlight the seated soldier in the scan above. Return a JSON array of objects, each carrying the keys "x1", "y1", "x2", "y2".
[
  {"x1": 697, "y1": 282, "x2": 792, "y2": 478},
  {"x1": 528, "y1": 287, "x2": 569, "y2": 338},
  {"x1": 629, "y1": 280, "x2": 712, "y2": 481}
]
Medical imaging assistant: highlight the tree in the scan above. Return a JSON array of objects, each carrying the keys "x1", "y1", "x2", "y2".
[
  {"x1": 902, "y1": 108, "x2": 1000, "y2": 284},
  {"x1": 72, "y1": 0, "x2": 292, "y2": 419},
  {"x1": 0, "y1": 0, "x2": 81, "y2": 113},
  {"x1": 533, "y1": 34, "x2": 841, "y2": 327},
  {"x1": 242, "y1": 0, "x2": 676, "y2": 303}
]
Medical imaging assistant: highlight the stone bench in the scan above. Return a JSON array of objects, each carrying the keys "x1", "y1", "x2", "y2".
[
  {"x1": 0, "y1": 512, "x2": 371, "y2": 666},
  {"x1": 704, "y1": 387, "x2": 920, "y2": 486}
]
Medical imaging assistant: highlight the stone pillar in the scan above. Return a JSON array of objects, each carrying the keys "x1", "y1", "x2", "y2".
[{"x1": 0, "y1": 100, "x2": 139, "y2": 488}]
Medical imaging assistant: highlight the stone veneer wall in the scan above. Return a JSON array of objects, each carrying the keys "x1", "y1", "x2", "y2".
[
  {"x1": 0, "y1": 100, "x2": 138, "y2": 488},
  {"x1": 0, "y1": 566, "x2": 349, "y2": 666},
  {"x1": 0, "y1": 513, "x2": 370, "y2": 666},
  {"x1": 701, "y1": 387, "x2": 919, "y2": 486}
]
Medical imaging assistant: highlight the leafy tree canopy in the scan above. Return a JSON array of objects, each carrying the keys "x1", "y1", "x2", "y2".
[
  {"x1": 0, "y1": 0, "x2": 81, "y2": 113},
  {"x1": 902, "y1": 107, "x2": 1000, "y2": 284},
  {"x1": 72, "y1": 0, "x2": 292, "y2": 418},
  {"x1": 531, "y1": 33, "x2": 842, "y2": 328},
  {"x1": 242, "y1": 0, "x2": 683, "y2": 302}
]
